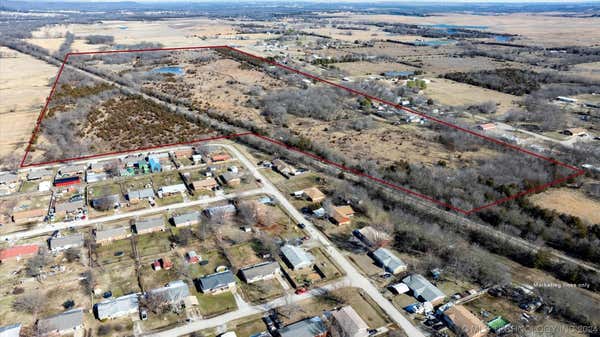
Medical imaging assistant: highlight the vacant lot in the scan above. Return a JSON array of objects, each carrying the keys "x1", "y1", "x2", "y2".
[
  {"x1": 529, "y1": 188, "x2": 600, "y2": 225},
  {"x1": 0, "y1": 47, "x2": 57, "y2": 157}
]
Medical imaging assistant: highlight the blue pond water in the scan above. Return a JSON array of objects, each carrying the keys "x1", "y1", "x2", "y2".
[
  {"x1": 494, "y1": 35, "x2": 512, "y2": 42},
  {"x1": 152, "y1": 66, "x2": 184, "y2": 75}
]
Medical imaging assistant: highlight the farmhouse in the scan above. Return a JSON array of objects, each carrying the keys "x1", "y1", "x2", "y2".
[
  {"x1": 27, "y1": 169, "x2": 53, "y2": 181},
  {"x1": 192, "y1": 177, "x2": 218, "y2": 191},
  {"x1": 49, "y1": 233, "x2": 84, "y2": 252},
  {"x1": 171, "y1": 211, "x2": 201, "y2": 227},
  {"x1": 0, "y1": 324, "x2": 21, "y2": 337},
  {"x1": 239, "y1": 261, "x2": 280, "y2": 283},
  {"x1": 198, "y1": 270, "x2": 236, "y2": 294},
  {"x1": 281, "y1": 244, "x2": 314, "y2": 270},
  {"x1": 443, "y1": 305, "x2": 489, "y2": 337},
  {"x1": 277, "y1": 316, "x2": 327, "y2": 337},
  {"x1": 127, "y1": 188, "x2": 155, "y2": 203},
  {"x1": 94, "y1": 226, "x2": 131, "y2": 245},
  {"x1": 0, "y1": 244, "x2": 39, "y2": 263},
  {"x1": 37, "y1": 308, "x2": 84, "y2": 336},
  {"x1": 303, "y1": 187, "x2": 325, "y2": 203},
  {"x1": 331, "y1": 306, "x2": 369, "y2": 337},
  {"x1": 372, "y1": 248, "x2": 407, "y2": 274},
  {"x1": 134, "y1": 217, "x2": 165, "y2": 234},
  {"x1": 220, "y1": 172, "x2": 241, "y2": 186},
  {"x1": 402, "y1": 274, "x2": 446, "y2": 305},
  {"x1": 95, "y1": 294, "x2": 139, "y2": 320}
]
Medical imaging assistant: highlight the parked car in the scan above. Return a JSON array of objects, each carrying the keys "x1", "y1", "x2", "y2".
[
  {"x1": 295, "y1": 287, "x2": 308, "y2": 295},
  {"x1": 297, "y1": 223, "x2": 306, "y2": 229}
]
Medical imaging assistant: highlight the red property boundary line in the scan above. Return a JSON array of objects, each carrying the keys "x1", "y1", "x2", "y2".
[{"x1": 20, "y1": 45, "x2": 585, "y2": 215}]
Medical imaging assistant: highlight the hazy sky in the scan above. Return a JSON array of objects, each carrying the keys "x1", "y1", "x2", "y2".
[{"x1": 29, "y1": 0, "x2": 599, "y2": 2}]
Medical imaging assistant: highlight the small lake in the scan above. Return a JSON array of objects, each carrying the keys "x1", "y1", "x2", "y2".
[
  {"x1": 151, "y1": 66, "x2": 184, "y2": 75},
  {"x1": 494, "y1": 35, "x2": 512, "y2": 42}
]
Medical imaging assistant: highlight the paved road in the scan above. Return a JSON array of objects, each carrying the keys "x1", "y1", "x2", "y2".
[{"x1": 1, "y1": 187, "x2": 266, "y2": 242}]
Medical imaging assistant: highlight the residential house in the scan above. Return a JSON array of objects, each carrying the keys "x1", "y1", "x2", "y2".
[
  {"x1": 331, "y1": 306, "x2": 369, "y2": 337},
  {"x1": 49, "y1": 233, "x2": 84, "y2": 252},
  {"x1": 158, "y1": 184, "x2": 187, "y2": 197},
  {"x1": 89, "y1": 161, "x2": 111, "y2": 173},
  {"x1": 86, "y1": 172, "x2": 108, "y2": 183},
  {"x1": 443, "y1": 305, "x2": 489, "y2": 337},
  {"x1": 272, "y1": 159, "x2": 296, "y2": 177},
  {"x1": 220, "y1": 172, "x2": 241, "y2": 187},
  {"x1": 192, "y1": 154, "x2": 203, "y2": 164},
  {"x1": 134, "y1": 217, "x2": 165, "y2": 234},
  {"x1": 121, "y1": 156, "x2": 140, "y2": 168},
  {"x1": 37, "y1": 308, "x2": 84, "y2": 336},
  {"x1": 94, "y1": 226, "x2": 131, "y2": 245},
  {"x1": 205, "y1": 204, "x2": 236, "y2": 218},
  {"x1": 198, "y1": 270, "x2": 236, "y2": 294},
  {"x1": 127, "y1": 188, "x2": 155, "y2": 203},
  {"x1": 192, "y1": 177, "x2": 218, "y2": 191},
  {"x1": 95, "y1": 294, "x2": 139, "y2": 320},
  {"x1": 354, "y1": 226, "x2": 391, "y2": 247},
  {"x1": 372, "y1": 248, "x2": 407, "y2": 274},
  {"x1": 12, "y1": 208, "x2": 46, "y2": 224},
  {"x1": 277, "y1": 316, "x2": 327, "y2": 337},
  {"x1": 303, "y1": 187, "x2": 325, "y2": 203},
  {"x1": 54, "y1": 200, "x2": 85, "y2": 217},
  {"x1": 0, "y1": 173, "x2": 18, "y2": 187},
  {"x1": 59, "y1": 165, "x2": 85, "y2": 176},
  {"x1": 27, "y1": 169, "x2": 53, "y2": 181},
  {"x1": 563, "y1": 128, "x2": 588, "y2": 137},
  {"x1": 148, "y1": 280, "x2": 190, "y2": 306},
  {"x1": 53, "y1": 176, "x2": 80, "y2": 188},
  {"x1": 239, "y1": 261, "x2": 280, "y2": 283},
  {"x1": 402, "y1": 274, "x2": 446, "y2": 305},
  {"x1": 174, "y1": 148, "x2": 193, "y2": 159},
  {"x1": 0, "y1": 323, "x2": 21, "y2": 337},
  {"x1": 210, "y1": 153, "x2": 231, "y2": 162},
  {"x1": 91, "y1": 194, "x2": 120, "y2": 210},
  {"x1": 0, "y1": 244, "x2": 39, "y2": 263},
  {"x1": 281, "y1": 244, "x2": 314, "y2": 270},
  {"x1": 171, "y1": 211, "x2": 201, "y2": 227},
  {"x1": 330, "y1": 205, "x2": 355, "y2": 226}
]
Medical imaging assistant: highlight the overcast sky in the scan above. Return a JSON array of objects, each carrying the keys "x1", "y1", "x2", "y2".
[{"x1": 26, "y1": 0, "x2": 600, "y2": 2}]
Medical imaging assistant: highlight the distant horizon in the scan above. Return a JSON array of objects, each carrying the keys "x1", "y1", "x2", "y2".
[{"x1": 10, "y1": 0, "x2": 600, "y2": 3}]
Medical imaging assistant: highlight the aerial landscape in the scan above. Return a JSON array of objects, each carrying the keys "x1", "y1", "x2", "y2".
[{"x1": 0, "y1": 1, "x2": 599, "y2": 337}]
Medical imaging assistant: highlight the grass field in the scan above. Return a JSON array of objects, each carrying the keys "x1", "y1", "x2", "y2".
[{"x1": 529, "y1": 188, "x2": 600, "y2": 225}]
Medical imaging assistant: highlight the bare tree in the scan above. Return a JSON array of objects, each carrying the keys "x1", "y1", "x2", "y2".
[{"x1": 13, "y1": 293, "x2": 45, "y2": 317}]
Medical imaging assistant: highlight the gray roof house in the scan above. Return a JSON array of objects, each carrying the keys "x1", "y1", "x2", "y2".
[
  {"x1": 54, "y1": 200, "x2": 85, "y2": 214},
  {"x1": 171, "y1": 211, "x2": 201, "y2": 227},
  {"x1": 0, "y1": 323, "x2": 21, "y2": 337},
  {"x1": 331, "y1": 306, "x2": 369, "y2": 337},
  {"x1": 372, "y1": 248, "x2": 407, "y2": 274},
  {"x1": 277, "y1": 316, "x2": 327, "y2": 337},
  {"x1": 59, "y1": 165, "x2": 86, "y2": 175},
  {"x1": 148, "y1": 280, "x2": 190, "y2": 304},
  {"x1": 94, "y1": 226, "x2": 131, "y2": 244},
  {"x1": 127, "y1": 188, "x2": 155, "y2": 201},
  {"x1": 49, "y1": 233, "x2": 84, "y2": 252},
  {"x1": 402, "y1": 274, "x2": 446, "y2": 305},
  {"x1": 134, "y1": 217, "x2": 165, "y2": 234},
  {"x1": 204, "y1": 204, "x2": 236, "y2": 218},
  {"x1": 281, "y1": 244, "x2": 314, "y2": 270},
  {"x1": 198, "y1": 270, "x2": 236, "y2": 294},
  {"x1": 95, "y1": 294, "x2": 139, "y2": 320},
  {"x1": 27, "y1": 169, "x2": 53, "y2": 181},
  {"x1": 37, "y1": 308, "x2": 84, "y2": 336},
  {"x1": 240, "y1": 261, "x2": 280, "y2": 283},
  {"x1": 0, "y1": 173, "x2": 18, "y2": 185}
]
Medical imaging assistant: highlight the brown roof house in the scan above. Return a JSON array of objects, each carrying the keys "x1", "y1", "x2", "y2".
[
  {"x1": 443, "y1": 305, "x2": 489, "y2": 337},
  {"x1": 94, "y1": 226, "x2": 131, "y2": 245},
  {"x1": 303, "y1": 187, "x2": 325, "y2": 203},
  {"x1": 192, "y1": 177, "x2": 218, "y2": 191},
  {"x1": 330, "y1": 205, "x2": 355, "y2": 226}
]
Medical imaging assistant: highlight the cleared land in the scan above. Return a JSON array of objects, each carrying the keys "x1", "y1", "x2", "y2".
[
  {"x1": 0, "y1": 47, "x2": 57, "y2": 157},
  {"x1": 529, "y1": 188, "x2": 600, "y2": 225}
]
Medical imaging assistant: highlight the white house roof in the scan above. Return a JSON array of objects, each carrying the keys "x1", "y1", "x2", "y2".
[
  {"x1": 332, "y1": 306, "x2": 369, "y2": 337},
  {"x1": 96, "y1": 294, "x2": 139, "y2": 320},
  {"x1": 0, "y1": 323, "x2": 21, "y2": 337},
  {"x1": 160, "y1": 184, "x2": 187, "y2": 194},
  {"x1": 135, "y1": 217, "x2": 164, "y2": 232},
  {"x1": 281, "y1": 244, "x2": 314, "y2": 269},
  {"x1": 402, "y1": 274, "x2": 445, "y2": 303},
  {"x1": 128, "y1": 188, "x2": 155, "y2": 200},
  {"x1": 372, "y1": 248, "x2": 406, "y2": 273},
  {"x1": 148, "y1": 280, "x2": 190, "y2": 304},
  {"x1": 37, "y1": 309, "x2": 83, "y2": 334},
  {"x1": 50, "y1": 233, "x2": 84, "y2": 251},
  {"x1": 95, "y1": 226, "x2": 129, "y2": 241},
  {"x1": 172, "y1": 211, "x2": 201, "y2": 226}
]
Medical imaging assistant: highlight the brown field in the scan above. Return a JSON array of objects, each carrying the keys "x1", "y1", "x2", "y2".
[
  {"x1": 529, "y1": 188, "x2": 600, "y2": 225},
  {"x1": 424, "y1": 78, "x2": 519, "y2": 114},
  {"x1": 331, "y1": 61, "x2": 418, "y2": 77},
  {"x1": 569, "y1": 61, "x2": 600, "y2": 81},
  {"x1": 0, "y1": 47, "x2": 57, "y2": 157}
]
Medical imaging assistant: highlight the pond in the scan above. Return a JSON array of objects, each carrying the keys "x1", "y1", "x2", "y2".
[
  {"x1": 151, "y1": 66, "x2": 184, "y2": 75},
  {"x1": 494, "y1": 35, "x2": 512, "y2": 42}
]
